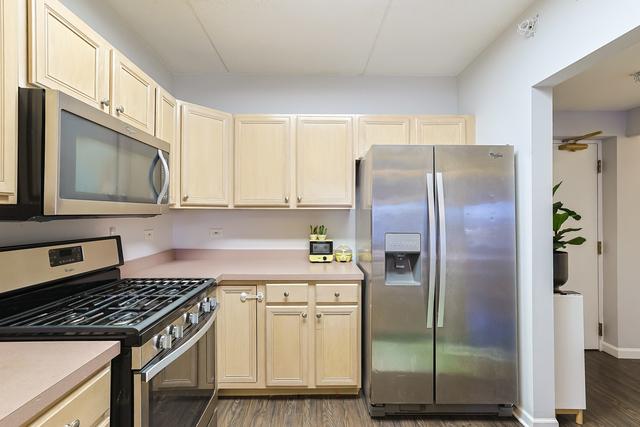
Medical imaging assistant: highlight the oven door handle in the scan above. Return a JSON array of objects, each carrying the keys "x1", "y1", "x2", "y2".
[{"x1": 140, "y1": 305, "x2": 218, "y2": 382}]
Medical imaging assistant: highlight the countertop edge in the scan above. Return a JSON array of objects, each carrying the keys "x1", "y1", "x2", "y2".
[{"x1": 0, "y1": 341, "x2": 120, "y2": 427}]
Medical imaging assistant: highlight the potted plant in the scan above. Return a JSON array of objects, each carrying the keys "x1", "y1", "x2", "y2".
[
  {"x1": 318, "y1": 225, "x2": 327, "y2": 241},
  {"x1": 309, "y1": 225, "x2": 318, "y2": 241},
  {"x1": 553, "y1": 182, "x2": 586, "y2": 292}
]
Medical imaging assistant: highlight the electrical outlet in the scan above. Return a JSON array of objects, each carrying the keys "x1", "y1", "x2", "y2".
[
  {"x1": 144, "y1": 229, "x2": 154, "y2": 241},
  {"x1": 209, "y1": 227, "x2": 223, "y2": 239}
]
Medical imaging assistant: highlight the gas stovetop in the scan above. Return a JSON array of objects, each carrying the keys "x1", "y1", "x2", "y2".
[{"x1": 0, "y1": 278, "x2": 216, "y2": 344}]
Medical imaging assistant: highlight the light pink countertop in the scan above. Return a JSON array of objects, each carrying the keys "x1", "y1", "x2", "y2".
[
  {"x1": 123, "y1": 249, "x2": 364, "y2": 281},
  {"x1": 0, "y1": 341, "x2": 120, "y2": 427}
]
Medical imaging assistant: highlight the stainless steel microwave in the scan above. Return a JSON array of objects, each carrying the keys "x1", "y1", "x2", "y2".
[{"x1": 0, "y1": 88, "x2": 170, "y2": 221}]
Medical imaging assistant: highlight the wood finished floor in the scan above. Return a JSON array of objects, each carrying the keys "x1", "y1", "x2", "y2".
[{"x1": 219, "y1": 352, "x2": 640, "y2": 426}]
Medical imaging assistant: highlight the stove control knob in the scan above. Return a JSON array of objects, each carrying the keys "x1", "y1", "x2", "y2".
[
  {"x1": 171, "y1": 325, "x2": 184, "y2": 339},
  {"x1": 155, "y1": 334, "x2": 172, "y2": 350},
  {"x1": 200, "y1": 298, "x2": 212, "y2": 313},
  {"x1": 188, "y1": 312, "x2": 200, "y2": 325}
]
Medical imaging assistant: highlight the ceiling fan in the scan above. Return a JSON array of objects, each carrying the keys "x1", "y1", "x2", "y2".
[{"x1": 558, "y1": 130, "x2": 602, "y2": 151}]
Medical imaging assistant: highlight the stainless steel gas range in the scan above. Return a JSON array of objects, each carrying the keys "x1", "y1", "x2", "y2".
[{"x1": 0, "y1": 236, "x2": 219, "y2": 427}]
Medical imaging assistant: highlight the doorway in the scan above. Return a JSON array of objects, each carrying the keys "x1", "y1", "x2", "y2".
[{"x1": 552, "y1": 141, "x2": 602, "y2": 350}]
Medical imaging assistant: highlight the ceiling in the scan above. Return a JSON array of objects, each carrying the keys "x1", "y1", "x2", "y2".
[
  {"x1": 105, "y1": 0, "x2": 533, "y2": 76},
  {"x1": 554, "y1": 42, "x2": 640, "y2": 111}
]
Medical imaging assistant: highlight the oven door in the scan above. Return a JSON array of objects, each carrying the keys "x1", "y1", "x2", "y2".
[
  {"x1": 42, "y1": 89, "x2": 171, "y2": 216},
  {"x1": 134, "y1": 308, "x2": 218, "y2": 427}
]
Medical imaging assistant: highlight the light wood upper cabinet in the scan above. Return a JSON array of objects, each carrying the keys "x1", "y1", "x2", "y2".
[
  {"x1": 315, "y1": 305, "x2": 359, "y2": 387},
  {"x1": 28, "y1": 0, "x2": 110, "y2": 112},
  {"x1": 111, "y1": 51, "x2": 156, "y2": 134},
  {"x1": 357, "y1": 115, "x2": 412, "y2": 158},
  {"x1": 296, "y1": 116, "x2": 354, "y2": 207},
  {"x1": 0, "y1": 0, "x2": 18, "y2": 204},
  {"x1": 234, "y1": 115, "x2": 293, "y2": 207},
  {"x1": 155, "y1": 87, "x2": 178, "y2": 205},
  {"x1": 180, "y1": 102, "x2": 232, "y2": 207},
  {"x1": 266, "y1": 305, "x2": 309, "y2": 387},
  {"x1": 217, "y1": 285, "x2": 259, "y2": 384},
  {"x1": 157, "y1": 346, "x2": 198, "y2": 389},
  {"x1": 414, "y1": 115, "x2": 475, "y2": 145}
]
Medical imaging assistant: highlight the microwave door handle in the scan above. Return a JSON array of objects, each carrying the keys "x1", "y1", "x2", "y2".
[
  {"x1": 157, "y1": 150, "x2": 169, "y2": 204},
  {"x1": 148, "y1": 153, "x2": 161, "y2": 200},
  {"x1": 140, "y1": 305, "x2": 218, "y2": 382}
]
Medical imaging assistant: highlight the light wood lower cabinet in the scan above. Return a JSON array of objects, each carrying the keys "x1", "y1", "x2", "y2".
[
  {"x1": 27, "y1": 365, "x2": 111, "y2": 427},
  {"x1": 0, "y1": 0, "x2": 18, "y2": 204},
  {"x1": 216, "y1": 281, "x2": 360, "y2": 394},
  {"x1": 315, "y1": 305, "x2": 359, "y2": 386}
]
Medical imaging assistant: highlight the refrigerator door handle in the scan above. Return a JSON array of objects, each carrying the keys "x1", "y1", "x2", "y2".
[
  {"x1": 426, "y1": 173, "x2": 437, "y2": 329},
  {"x1": 436, "y1": 172, "x2": 447, "y2": 328}
]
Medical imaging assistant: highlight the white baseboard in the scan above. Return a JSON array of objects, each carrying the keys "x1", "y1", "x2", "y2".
[
  {"x1": 514, "y1": 406, "x2": 559, "y2": 427},
  {"x1": 601, "y1": 341, "x2": 640, "y2": 359}
]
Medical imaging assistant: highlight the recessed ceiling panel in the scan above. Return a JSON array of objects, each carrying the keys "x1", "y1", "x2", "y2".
[
  {"x1": 366, "y1": 0, "x2": 534, "y2": 76},
  {"x1": 190, "y1": 0, "x2": 389, "y2": 75},
  {"x1": 105, "y1": 0, "x2": 227, "y2": 74},
  {"x1": 554, "y1": 42, "x2": 640, "y2": 111}
]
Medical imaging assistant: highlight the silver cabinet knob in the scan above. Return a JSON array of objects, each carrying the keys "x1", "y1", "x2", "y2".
[
  {"x1": 301, "y1": 313, "x2": 308, "y2": 319},
  {"x1": 115, "y1": 105, "x2": 125, "y2": 114},
  {"x1": 334, "y1": 292, "x2": 340, "y2": 297},
  {"x1": 183, "y1": 194, "x2": 189, "y2": 201},
  {"x1": 100, "y1": 99, "x2": 110, "y2": 108},
  {"x1": 284, "y1": 196, "x2": 289, "y2": 203},
  {"x1": 297, "y1": 196, "x2": 302, "y2": 203},
  {"x1": 316, "y1": 313, "x2": 322, "y2": 319},
  {"x1": 284, "y1": 291, "x2": 290, "y2": 297},
  {"x1": 65, "y1": 420, "x2": 80, "y2": 427}
]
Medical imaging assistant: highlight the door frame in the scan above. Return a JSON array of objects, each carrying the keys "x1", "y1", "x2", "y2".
[{"x1": 553, "y1": 140, "x2": 604, "y2": 349}]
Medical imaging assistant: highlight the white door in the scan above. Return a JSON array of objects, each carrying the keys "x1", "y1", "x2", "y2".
[{"x1": 553, "y1": 141, "x2": 601, "y2": 349}]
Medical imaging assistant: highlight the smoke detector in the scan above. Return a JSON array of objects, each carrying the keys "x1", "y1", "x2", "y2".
[{"x1": 517, "y1": 14, "x2": 539, "y2": 38}]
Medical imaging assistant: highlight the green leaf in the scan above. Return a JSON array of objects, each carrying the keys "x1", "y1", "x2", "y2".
[
  {"x1": 565, "y1": 237, "x2": 586, "y2": 246},
  {"x1": 553, "y1": 212, "x2": 570, "y2": 232},
  {"x1": 553, "y1": 182, "x2": 562, "y2": 196},
  {"x1": 556, "y1": 227, "x2": 582, "y2": 237}
]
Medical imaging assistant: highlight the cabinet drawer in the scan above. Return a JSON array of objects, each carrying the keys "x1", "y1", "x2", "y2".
[
  {"x1": 316, "y1": 284, "x2": 359, "y2": 304},
  {"x1": 29, "y1": 365, "x2": 110, "y2": 427},
  {"x1": 266, "y1": 283, "x2": 308, "y2": 304}
]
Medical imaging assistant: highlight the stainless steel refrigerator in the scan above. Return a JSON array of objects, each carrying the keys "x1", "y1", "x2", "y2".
[{"x1": 356, "y1": 145, "x2": 517, "y2": 417}]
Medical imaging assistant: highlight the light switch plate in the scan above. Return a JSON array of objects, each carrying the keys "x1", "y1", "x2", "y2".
[{"x1": 144, "y1": 229, "x2": 154, "y2": 241}]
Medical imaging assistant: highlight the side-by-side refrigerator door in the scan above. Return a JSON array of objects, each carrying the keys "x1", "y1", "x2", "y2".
[
  {"x1": 433, "y1": 145, "x2": 517, "y2": 405},
  {"x1": 369, "y1": 145, "x2": 436, "y2": 405}
]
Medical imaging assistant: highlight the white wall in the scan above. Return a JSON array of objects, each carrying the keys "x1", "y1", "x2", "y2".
[
  {"x1": 0, "y1": 215, "x2": 172, "y2": 261},
  {"x1": 459, "y1": 1, "x2": 640, "y2": 425},
  {"x1": 627, "y1": 107, "x2": 640, "y2": 136},
  {"x1": 173, "y1": 74, "x2": 458, "y2": 114},
  {"x1": 171, "y1": 210, "x2": 354, "y2": 251},
  {"x1": 59, "y1": 0, "x2": 173, "y2": 90}
]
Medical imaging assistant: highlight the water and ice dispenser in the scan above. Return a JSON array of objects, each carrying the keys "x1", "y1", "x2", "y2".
[{"x1": 384, "y1": 233, "x2": 421, "y2": 286}]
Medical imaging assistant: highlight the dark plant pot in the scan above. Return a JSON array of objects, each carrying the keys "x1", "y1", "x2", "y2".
[{"x1": 553, "y1": 251, "x2": 569, "y2": 292}]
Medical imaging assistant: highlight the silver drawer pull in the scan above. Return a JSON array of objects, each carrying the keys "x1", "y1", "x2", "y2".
[
  {"x1": 240, "y1": 291, "x2": 264, "y2": 303},
  {"x1": 316, "y1": 313, "x2": 322, "y2": 319},
  {"x1": 65, "y1": 420, "x2": 80, "y2": 427},
  {"x1": 301, "y1": 313, "x2": 308, "y2": 319},
  {"x1": 334, "y1": 292, "x2": 340, "y2": 297},
  {"x1": 284, "y1": 291, "x2": 290, "y2": 297}
]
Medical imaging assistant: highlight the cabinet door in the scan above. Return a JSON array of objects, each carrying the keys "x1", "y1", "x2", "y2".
[
  {"x1": 357, "y1": 115, "x2": 412, "y2": 158},
  {"x1": 111, "y1": 51, "x2": 156, "y2": 134},
  {"x1": 29, "y1": 0, "x2": 110, "y2": 112},
  {"x1": 157, "y1": 346, "x2": 198, "y2": 389},
  {"x1": 315, "y1": 305, "x2": 359, "y2": 386},
  {"x1": 180, "y1": 103, "x2": 232, "y2": 207},
  {"x1": 217, "y1": 286, "x2": 258, "y2": 384},
  {"x1": 234, "y1": 115, "x2": 293, "y2": 206},
  {"x1": 296, "y1": 116, "x2": 354, "y2": 207},
  {"x1": 198, "y1": 327, "x2": 216, "y2": 389},
  {"x1": 155, "y1": 87, "x2": 178, "y2": 205},
  {"x1": 266, "y1": 305, "x2": 309, "y2": 386},
  {"x1": 414, "y1": 116, "x2": 474, "y2": 145},
  {"x1": 0, "y1": 0, "x2": 18, "y2": 204}
]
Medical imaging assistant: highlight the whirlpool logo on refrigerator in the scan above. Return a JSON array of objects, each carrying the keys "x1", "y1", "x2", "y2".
[{"x1": 489, "y1": 152, "x2": 504, "y2": 159}]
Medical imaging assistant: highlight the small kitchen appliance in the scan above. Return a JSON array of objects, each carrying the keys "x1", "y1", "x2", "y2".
[
  {"x1": 0, "y1": 236, "x2": 218, "y2": 427},
  {"x1": 309, "y1": 239, "x2": 333, "y2": 263}
]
